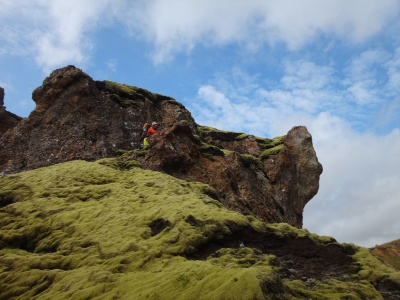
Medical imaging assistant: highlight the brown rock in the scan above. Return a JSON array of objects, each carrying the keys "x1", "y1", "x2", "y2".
[
  {"x1": 0, "y1": 87, "x2": 23, "y2": 138},
  {"x1": 200, "y1": 130, "x2": 262, "y2": 156},
  {"x1": 138, "y1": 123, "x2": 322, "y2": 227},
  {"x1": 0, "y1": 65, "x2": 323, "y2": 228},
  {"x1": 0, "y1": 66, "x2": 196, "y2": 173}
]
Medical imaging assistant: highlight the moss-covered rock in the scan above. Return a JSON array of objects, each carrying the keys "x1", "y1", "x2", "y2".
[
  {"x1": 259, "y1": 144, "x2": 284, "y2": 160},
  {"x1": 102, "y1": 80, "x2": 157, "y2": 107},
  {"x1": 0, "y1": 160, "x2": 399, "y2": 299}
]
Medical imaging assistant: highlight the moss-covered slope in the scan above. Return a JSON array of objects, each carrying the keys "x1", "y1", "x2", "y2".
[{"x1": 0, "y1": 160, "x2": 399, "y2": 299}]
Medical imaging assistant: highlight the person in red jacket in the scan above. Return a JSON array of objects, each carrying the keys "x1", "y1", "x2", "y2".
[
  {"x1": 143, "y1": 122, "x2": 159, "y2": 147},
  {"x1": 147, "y1": 122, "x2": 158, "y2": 136}
]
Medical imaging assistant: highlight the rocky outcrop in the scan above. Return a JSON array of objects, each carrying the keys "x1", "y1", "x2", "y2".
[
  {"x1": 0, "y1": 65, "x2": 322, "y2": 228},
  {"x1": 0, "y1": 66, "x2": 195, "y2": 173},
  {"x1": 0, "y1": 87, "x2": 22, "y2": 137},
  {"x1": 137, "y1": 123, "x2": 322, "y2": 227}
]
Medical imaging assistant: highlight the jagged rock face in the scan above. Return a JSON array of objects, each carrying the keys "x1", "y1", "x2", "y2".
[
  {"x1": 0, "y1": 66, "x2": 196, "y2": 173},
  {"x1": 0, "y1": 65, "x2": 322, "y2": 228},
  {"x1": 138, "y1": 124, "x2": 322, "y2": 228},
  {"x1": 0, "y1": 87, "x2": 22, "y2": 137}
]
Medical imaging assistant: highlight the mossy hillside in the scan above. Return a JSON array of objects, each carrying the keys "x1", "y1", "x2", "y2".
[
  {"x1": 352, "y1": 246, "x2": 400, "y2": 290},
  {"x1": 284, "y1": 279, "x2": 382, "y2": 300},
  {"x1": 0, "y1": 160, "x2": 399, "y2": 299},
  {"x1": 0, "y1": 160, "x2": 272, "y2": 299}
]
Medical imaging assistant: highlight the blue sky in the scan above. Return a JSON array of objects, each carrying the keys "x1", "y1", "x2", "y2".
[{"x1": 1, "y1": 0, "x2": 400, "y2": 247}]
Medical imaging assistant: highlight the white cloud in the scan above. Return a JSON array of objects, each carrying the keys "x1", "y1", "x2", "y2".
[
  {"x1": 281, "y1": 60, "x2": 333, "y2": 90},
  {"x1": 374, "y1": 97, "x2": 400, "y2": 131},
  {"x1": 304, "y1": 125, "x2": 400, "y2": 247},
  {"x1": 386, "y1": 46, "x2": 400, "y2": 94},
  {"x1": 106, "y1": 59, "x2": 118, "y2": 73},
  {"x1": 257, "y1": 0, "x2": 400, "y2": 49},
  {"x1": 192, "y1": 85, "x2": 273, "y2": 133},
  {"x1": 187, "y1": 64, "x2": 400, "y2": 247},
  {"x1": 1, "y1": 1, "x2": 400, "y2": 69},
  {"x1": 343, "y1": 50, "x2": 388, "y2": 105},
  {"x1": 123, "y1": 0, "x2": 400, "y2": 63},
  {"x1": 0, "y1": 0, "x2": 115, "y2": 72}
]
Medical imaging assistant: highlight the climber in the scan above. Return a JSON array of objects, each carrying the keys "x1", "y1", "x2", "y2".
[
  {"x1": 140, "y1": 123, "x2": 150, "y2": 140},
  {"x1": 143, "y1": 122, "x2": 159, "y2": 147},
  {"x1": 147, "y1": 122, "x2": 158, "y2": 136}
]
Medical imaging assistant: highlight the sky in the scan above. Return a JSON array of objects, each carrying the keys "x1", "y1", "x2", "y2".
[{"x1": 1, "y1": 0, "x2": 399, "y2": 248}]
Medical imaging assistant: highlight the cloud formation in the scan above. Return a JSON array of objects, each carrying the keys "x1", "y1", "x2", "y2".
[
  {"x1": 128, "y1": 0, "x2": 400, "y2": 63},
  {"x1": 0, "y1": 0, "x2": 114, "y2": 72},
  {"x1": 2, "y1": 1, "x2": 400, "y2": 69},
  {"x1": 186, "y1": 57, "x2": 400, "y2": 247}
]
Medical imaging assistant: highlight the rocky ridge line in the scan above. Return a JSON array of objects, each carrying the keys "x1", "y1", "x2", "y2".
[{"x1": 0, "y1": 65, "x2": 322, "y2": 228}]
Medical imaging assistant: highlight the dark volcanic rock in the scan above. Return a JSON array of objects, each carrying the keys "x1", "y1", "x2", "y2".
[
  {"x1": 138, "y1": 123, "x2": 322, "y2": 227},
  {"x1": 0, "y1": 87, "x2": 22, "y2": 137},
  {"x1": 0, "y1": 66, "x2": 196, "y2": 173},
  {"x1": 0, "y1": 65, "x2": 322, "y2": 228},
  {"x1": 0, "y1": 87, "x2": 3, "y2": 106}
]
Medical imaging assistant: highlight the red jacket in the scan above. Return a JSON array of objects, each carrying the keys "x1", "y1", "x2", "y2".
[{"x1": 147, "y1": 126, "x2": 156, "y2": 136}]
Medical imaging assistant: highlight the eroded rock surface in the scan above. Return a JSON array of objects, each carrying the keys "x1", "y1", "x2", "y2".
[
  {"x1": 0, "y1": 65, "x2": 322, "y2": 228},
  {"x1": 0, "y1": 66, "x2": 195, "y2": 173},
  {"x1": 138, "y1": 123, "x2": 322, "y2": 227}
]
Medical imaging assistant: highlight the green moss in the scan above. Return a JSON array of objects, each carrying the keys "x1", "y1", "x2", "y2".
[
  {"x1": 197, "y1": 125, "x2": 285, "y2": 159},
  {"x1": 0, "y1": 177, "x2": 33, "y2": 207},
  {"x1": 238, "y1": 154, "x2": 262, "y2": 169},
  {"x1": 102, "y1": 80, "x2": 157, "y2": 107},
  {"x1": 259, "y1": 144, "x2": 283, "y2": 160},
  {"x1": 98, "y1": 149, "x2": 142, "y2": 170},
  {"x1": 165, "y1": 99, "x2": 186, "y2": 109},
  {"x1": 192, "y1": 134, "x2": 202, "y2": 145},
  {"x1": 235, "y1": 133, "x2": 250, "y2": 141},
  {"x1": 196, "y1": 125, "x2": 226, "y2": 135},
  {"x1": 98, "y1": 157, "x2": 141, "y2": 171},
  {"x1": 265, "y1": 223, "x2": 337, "y2": 247},
  {"x1": 0, "y1": 160, "x2": 397, "y2": 299},
  {"x1": 256, "y1": 135, "x2": 285, "y2": 150},
  {"x1": 199, "y1": 142, "x2": 224, "y2": 156},
  {"x1": 201, "y1": 153, "x2": 216, "y2": 161},
  {"x1": 284, "y1": 278, "x2": 382, "y2": 299},
  {"x1": 221, "y1": 149, "x2": 234, "y2": 156},
  {"x1": 352, "y1": 246, "x2": 400, "y2": 288},
  {"x1": 196, "y1": 125, "x2": 242, "y2": 141},
  {"x1": 266, "y1": 223, "x2": 309, "y2": 239},
  {"x1": 0, "y1": 160, "x2": 263, "y2": 299}
]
